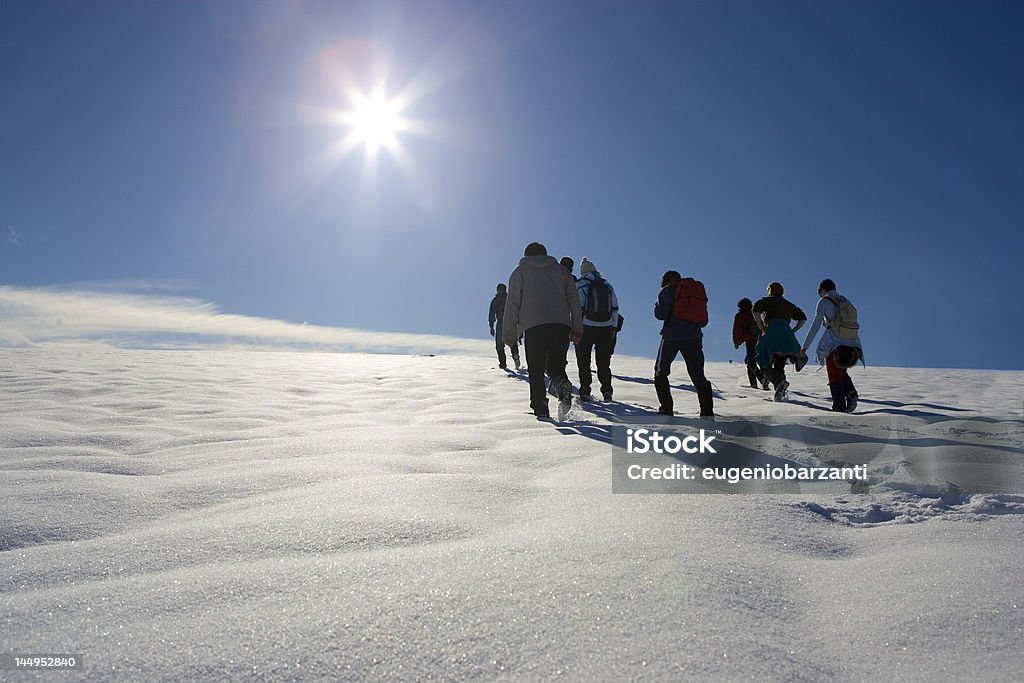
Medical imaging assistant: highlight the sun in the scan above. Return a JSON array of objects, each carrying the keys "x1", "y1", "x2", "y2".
[{"x1": 344, "y1": 87, "x2": 405, "y2": 152}]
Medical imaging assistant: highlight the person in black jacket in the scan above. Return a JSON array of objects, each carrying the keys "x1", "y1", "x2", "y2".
[
  {"x1": 733, "y1": 298, "x2": 765, "y2": 390},
  {"x1": 752, "y1": 281, "x2": 807, "y2": 402},
  {"x1": 653, "y1": 270, "x2": 714, "y2": 418},
  {"x1": 560, "y1": 257, "x2": 577, "y2": 282},
  {"x1": 488, "y1": 283, "x2": 520, "y2": 370}
]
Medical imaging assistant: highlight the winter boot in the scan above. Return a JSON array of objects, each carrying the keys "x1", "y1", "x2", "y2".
[
  {"x1": 843, "y1": 374, "x2": 858, "y2": 413},
  {"x1": 556, "y1": 377, "x2": 573, "y2": 406},
  {"x1": 773, "y1": 380, "x2": 790, "y2": 402},
  {"x1": 654, "y1": 375, "x2": 673, "y2": 415},
  {"x1": 578, "y1": 386, "x2": 592, "y2": 402},
  {"x1": 532, "y1": 399, "x2": 550, "y2": 418},
  {"x1": 828, "y1": 381, "x2": 848, "y2": 412},
  {"x1": 601, "y1": 386, "x2": 613, "y2": 402},
  {"x1": 697, "y1": 379, "x2": 714, "y2": 417}
]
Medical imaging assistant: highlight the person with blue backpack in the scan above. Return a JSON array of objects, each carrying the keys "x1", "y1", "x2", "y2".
[
  {"x1": 800, "y1": 278, "x2": 863, "y2": 412},
  {"x1": 653, "y1": 270, "x2": 714, "y2": 418},
  {"x1": 575, "y1": 258, "x2": 619, "y2": 402}
]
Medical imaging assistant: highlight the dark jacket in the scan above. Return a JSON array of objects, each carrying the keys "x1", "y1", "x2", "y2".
[
  {"x1": 489, "y1": 293, "x2": 507, "y2": 326},
  {"x1": 654, "y1": 279, "x2": 706, "y2": 342},
  {"x1": 752, "y1": 295, "x2": 806, "y2": 324}
]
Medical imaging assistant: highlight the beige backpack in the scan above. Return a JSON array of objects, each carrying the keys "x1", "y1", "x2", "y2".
[{"x1": 825, "y1": 296, "x2": 859, "y2": 340}]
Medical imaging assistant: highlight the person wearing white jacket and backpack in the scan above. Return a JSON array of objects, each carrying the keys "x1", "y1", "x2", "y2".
[
  {"x1": 801, "y1": 278, "x2": 864, "y2": 412},
  {"x1": 575, "y1": 258, "x2": 619, "y2": 402}
]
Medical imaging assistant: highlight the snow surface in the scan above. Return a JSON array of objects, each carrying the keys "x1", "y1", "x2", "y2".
[{"x1": 2, "y1": 346, "x2": 1023, "y2": 681}]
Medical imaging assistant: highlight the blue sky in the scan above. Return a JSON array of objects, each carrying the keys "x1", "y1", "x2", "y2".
[{"x1": 2, "y1": 0, "x2": 1021, "y2": 369}]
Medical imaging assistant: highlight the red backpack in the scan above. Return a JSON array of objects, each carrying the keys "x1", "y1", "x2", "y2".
[{"x1": 672, "y1": 278, "x2": 708, "y2": 323}]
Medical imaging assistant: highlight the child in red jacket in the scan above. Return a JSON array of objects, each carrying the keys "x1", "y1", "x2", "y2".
[{"x1": 733, "y1": 298, "x2": 766, "y2": 390}]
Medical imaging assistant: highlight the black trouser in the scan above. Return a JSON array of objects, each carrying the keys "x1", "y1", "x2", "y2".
[
  {"x1": 744, "y1": 339, "x2": 764, "y2": 387},
  {"x1": 576, "y1": 325, "x2": 614, "y2": 395},
  {"x1": 762, "y1": 355, "x2": 789, "y2": 389},
  {"x1": 494, "y1": 320, "x2": 519, "y2": 367},
  {"x1": 654, "y1": 337, "x2": 713, "y2": 416},
  {"x1": 525, "y1": 323, "x2": 571, "y2": 414}
]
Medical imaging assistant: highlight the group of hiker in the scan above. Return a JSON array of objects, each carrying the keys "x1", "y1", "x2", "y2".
[
  {"x1": 732, "y1": 279, "x2": 863, "y2": 412},
  {"x1": 490, "y1": 242, "x2": 863, "y2": 419},
  {"x1": 489, "y1": 243, "x2": 621, "y2": 418}
]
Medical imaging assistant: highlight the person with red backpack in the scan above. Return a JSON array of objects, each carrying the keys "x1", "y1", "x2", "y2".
[
  {"x1": 800, "y1": 278, "x2": 863, "y2": 412},
  {"x1": 733, "y1": 298, "x2": 765, "y2": 390},
  {"x1": 653, "y1": 270, "x2": 714, "y2": 418}
]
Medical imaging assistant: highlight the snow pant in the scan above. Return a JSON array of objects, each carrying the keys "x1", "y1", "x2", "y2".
[
  {"x1": 826, "y1": 353, "x2": 857, "y2": 411},
  {"x1": 576, "y1": 325, "x2": 614, "y2": 397},
  {"x1": 494, "y1": 320, "x2": 519, "y2": 367},
  {"x1": 654, "y1": 337, "x2": 714, "y2": 416},
  {"x1": 744, "y1": 339, "x2": 764, "y2": 388},
  {"x1": 762, "y1": 355, "x2": 789, "y2": 390},
  {"x1": 525, "y1": 323, "x2": 571, "y2": 415}
]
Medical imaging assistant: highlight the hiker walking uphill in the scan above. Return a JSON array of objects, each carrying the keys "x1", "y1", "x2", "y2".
[
  {"x1": 653, "y1": 270, "x2": 714, "y2": 418},
  {"x1": 503, "y1": 242, "x2": 583, "y2": 419},
  {"x1": 733, "y1": 298, "x2": 765, "y2": 390},
  {"x1": 560, "y1": 257, "x2": 578, "y2": 282},
  {"x1": 800, "y1": 278, "x2": 864, "y2": 412},
  {"x1": 575, "y1": 258, "x2": 619, "y2": 402},
  {"x1": 752, "y1": 282, "x2": 807, "y2": 402},
  {"x1": 488, "y1": 283, "x2": 521, "y2": 370}
]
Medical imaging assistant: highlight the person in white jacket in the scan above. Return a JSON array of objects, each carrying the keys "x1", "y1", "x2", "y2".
[
  {"x1": 503, "y1": 242, "x2": 583, "y2": 418},
  {"x1": 575, "y1": 258, "x2": 619, "y2": 402},
  {"x1": 801, "y1": 278, "x2": 863, "y2": 412}
]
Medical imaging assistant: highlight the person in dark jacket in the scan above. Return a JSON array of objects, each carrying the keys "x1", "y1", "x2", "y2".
[
  {"x1": 752, "y1": 282, "x2": 806, "y2": 401},
  {"x1": 489, "y1": 283, "x2": 520, "y2": 370},
  {"x1": 560, "y1": 257, "x2": 578, "y2": 282},
  {"x1": 653, "y1": 270, "x2": 714, "y2": 418},
  {"x1": 732, "y1": 298, "x2": 765, "y2": 390}
]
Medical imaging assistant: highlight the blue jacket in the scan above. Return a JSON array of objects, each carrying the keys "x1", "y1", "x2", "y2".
[{"x1": 654, "y1": 281, "x2": 706, "y2": 342}]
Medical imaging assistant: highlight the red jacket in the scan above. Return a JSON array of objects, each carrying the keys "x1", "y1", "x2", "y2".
[{"x1": 732, "y1": 310, "x2": 760, "y2": 345}]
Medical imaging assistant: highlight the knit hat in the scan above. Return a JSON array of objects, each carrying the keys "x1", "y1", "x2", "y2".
[{"x1": 580, "y1": 258, "x2": 597, "y2": 275}]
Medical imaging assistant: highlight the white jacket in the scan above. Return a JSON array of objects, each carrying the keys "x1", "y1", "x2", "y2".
[{"x1": 502, "y1": 255, "x2": 583, "y2": 344}]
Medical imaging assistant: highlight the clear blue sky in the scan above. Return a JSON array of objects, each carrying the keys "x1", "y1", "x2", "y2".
[{"x1": 2, "y1": 1, "x2": 1022, "y2": 369}]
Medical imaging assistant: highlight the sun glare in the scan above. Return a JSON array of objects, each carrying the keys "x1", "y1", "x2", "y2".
[{"x1": 345, "y1": 88, "x2": 405, "y2": 151}]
